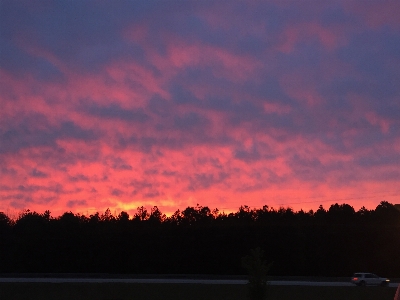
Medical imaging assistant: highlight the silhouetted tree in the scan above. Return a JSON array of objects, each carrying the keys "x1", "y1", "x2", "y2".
[
  {"x1": 356, "y1": 206, "x2": 371, "y2": 219},
  {"x1": 148, "y1": 206, "x2": 165, "y2": 225},
  {"x1": 117, "y1": 211, "x2": 130, "y2": 222},
  {"x1": 89, "y1": 212, "x2": 100, "y2": 224},
  {"x1": 236, "y1": 205, "x2": 255, "y2": 223},
  {"x1": 374, "y1": 201, "x2": 400, "y2": 225},
  {"x1": 134, "y1": 206, "x2": 149, "y2": 221},
  {"x1": 168, "y1": 209, "x2": 183, "y2": 225},
  {"x1": 101, "y1": 208, "x2": 115, "y2": 222},
  {"x1": 242, "y1": 247, "x2": 272, "y2": 300},
  {"x1": 327, "y1": 203, "x2": 355, "y2": 224},
  {"x1": 0, "y1": 212, "x2": 12, "y2": 229}
]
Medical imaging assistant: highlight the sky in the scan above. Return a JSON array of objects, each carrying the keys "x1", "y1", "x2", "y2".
[{"x1": 1, "y1": 0, "x2": 400, "y2": 217}]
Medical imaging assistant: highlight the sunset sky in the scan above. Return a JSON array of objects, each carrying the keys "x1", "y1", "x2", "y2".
[{"x1": 1, "y1": 0, "x2": 399, "y2": 217}]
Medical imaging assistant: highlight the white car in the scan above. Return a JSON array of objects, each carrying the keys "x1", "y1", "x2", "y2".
[{"x1": 351, "y1": 272, "x2": 390, "y2": 286}]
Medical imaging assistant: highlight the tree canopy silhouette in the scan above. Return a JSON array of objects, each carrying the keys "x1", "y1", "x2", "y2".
[{"x1": 0, "y1": 201, "x2": 399, "y2": 276}]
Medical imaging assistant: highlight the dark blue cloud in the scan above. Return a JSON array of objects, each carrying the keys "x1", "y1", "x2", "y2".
[
  {"x1": 143, "y1": 190, "x2": 160, "y2": 198},
  {"x1": 356, "y1": 153, "x2": 400, "y2": 168},
  {"x1": 0, "y1": 40, "x2": 65, "y2": 82},
  {"x1": 109, "y1": 157, "x2": 132, "y2": 171},
  {"x1": 188, "y1": 172, "x2": 229, "y2": 191},
  {"x1": 67, "y1": 199, "x2": 87, "y2": 208},
  {"x1": 170, "y1": 84, "x2": 200, "y2": 105},
  {"x1": 0, "y1": 115, "x2": 99, "y2": 153},
  {"x1": 30, "y1": 168, "x2": 48, "y2": 178},
  {"x1": 0, "y1": 1, "x2": 158, "y2": 74},
  {"x1": 147, "y1": 96, "x2": 173, "y2": 118},
  {"x1": 69, "y1": 174, "x2": 90, "y2": 182},
  {"x1": 337, "y1": 29, "x2": 400, "y2": 102},
  {"x1": 80, "y1": 101, "x2": 150, "y2": 123},
  {"x1": 320, "y1": 6, "x2": 349, "y2": 26},
  {"x1": 59, "y1": 121, "x2": 98, "y2": 140},
  {"x1": 242, "y1": 76, "x2": 295, "y2": 105},
  {"x1": 18, "y1": 185, "x2": 41, "y2": 192},
  {"x1": 111, "y1": 188, "x2": 123, "y2": 197},
  {"x1": 173, "y1": 112, "x2": 209, "y2": 131},
  {"x1": 234, "y1": 147, "x2": 262, "y2": 162}
]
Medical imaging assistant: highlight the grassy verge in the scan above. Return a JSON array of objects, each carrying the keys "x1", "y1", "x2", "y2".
[{"x1": 0, "y1": 283, "x2": 396, "y2": 300}]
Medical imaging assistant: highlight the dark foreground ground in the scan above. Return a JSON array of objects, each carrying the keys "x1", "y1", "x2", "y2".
[{"x1": 0, "y1": 283, "x2": 396, "y2": 300}]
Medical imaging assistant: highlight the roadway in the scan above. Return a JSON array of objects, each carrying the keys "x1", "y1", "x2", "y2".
[{"x1": 0, "y1": 277, "x2": 398, "y2": 287}]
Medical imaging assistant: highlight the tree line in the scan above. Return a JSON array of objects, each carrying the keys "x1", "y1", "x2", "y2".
[{"x1": 0, "y1": 201, "x2": 399, "y2": 277}]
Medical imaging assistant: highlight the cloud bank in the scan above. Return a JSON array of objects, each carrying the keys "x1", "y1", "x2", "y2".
[{"x1": 1, "y1": 0, "x2": 399, "y2": 216}]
